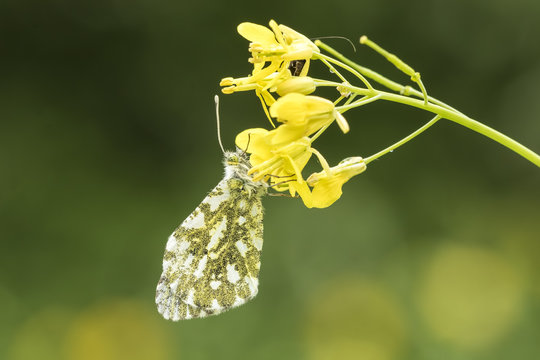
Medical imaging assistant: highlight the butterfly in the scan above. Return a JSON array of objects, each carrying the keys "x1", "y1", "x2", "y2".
[{"x1": 155, "y1": 150, "x2": 267, "y2": 320}]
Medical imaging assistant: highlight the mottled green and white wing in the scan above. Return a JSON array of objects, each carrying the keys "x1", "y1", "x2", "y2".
[{"x1": 156, "y1": 178, "x2": 264, "y2": 320}]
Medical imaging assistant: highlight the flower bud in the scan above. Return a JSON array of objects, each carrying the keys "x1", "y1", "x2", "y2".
[
  {"x1": 305, "y1": 157, "x2": 367, "y2": 208},
  {"x1": 276, "y1": 77, "x2": 316, "y2": 96}
]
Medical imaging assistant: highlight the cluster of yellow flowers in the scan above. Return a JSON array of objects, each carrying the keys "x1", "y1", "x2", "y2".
[
  {"x1": 220, "y1": 21, "x2": 366, "y2": 208},
  {"x1": 220, "y1": 20, "x2": 540, "y2": 208}
]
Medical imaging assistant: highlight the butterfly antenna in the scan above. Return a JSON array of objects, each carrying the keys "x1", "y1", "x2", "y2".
[
  {"x1": 311, "y1": 36, "x2": 357, "y2": 52},
  {"x1": 214, "y1": 95, "x2": 226, "y2": 154},
  {"x1": 243, "y1": 133, "x2": 252, "y2": 154}
]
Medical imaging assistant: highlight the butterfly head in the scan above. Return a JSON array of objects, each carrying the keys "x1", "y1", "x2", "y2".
[
  {"x1": 224, "y1": 149, "x2": 249, "y2": 166},
  {"x1": 223, "y1": 150, "x2": 250, "y2": 177},
  {"x1": 223, "y1": 150, "x2": 267, "y2": 194}
]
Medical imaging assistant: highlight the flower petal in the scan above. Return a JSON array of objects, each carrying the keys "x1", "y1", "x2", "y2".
[
  {"x1": 281, "y1": 46, "x2": 313, "y2": 61},
  {"x1": 235, "y1": 128, "x2": 269, "y2": 152},
  {"x1": 276, "y1": 77, "x2": 316, "y2": 96},
  {"x1": 279, "y1": 24, "x2": 319, "y2": 52},
  {"x1": 289, "y1": 181, "x2": 313, "y2": 208},
  {"x1": 270, "y1": 93, "x2": 335, "y2": 125},
  {"x1": 310, "y1": 176, "x2": 345, "y2": 208},
  {"x1": 334, "y1": 110, "x2": 350, "y2": 134},
  {"x1": 270, "y1": 124, "x2": 306, "y2": 146},
  {"x1": 237, "y1": 22, "x2": 277, "y2": 45},
  {"x1": 306, "y1": 157, "x2": 367, "y2": 208}
]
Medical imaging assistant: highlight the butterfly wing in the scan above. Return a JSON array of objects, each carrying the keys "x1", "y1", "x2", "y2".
[{"x1": 156, "y1": 178, "x2": 264, "y2": 320}]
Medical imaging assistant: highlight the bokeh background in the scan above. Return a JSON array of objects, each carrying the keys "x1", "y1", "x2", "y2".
[{"x1": 1, "y1": 0, "x2": 539, "y2": 359}]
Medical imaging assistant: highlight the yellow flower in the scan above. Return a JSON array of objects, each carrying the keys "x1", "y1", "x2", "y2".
[
  {"x1": 235, "y1": 128, "x2": 312, "y2": 187},
  {"x1": 227, "y1": 22, "x2": 359, "y2": 209},
  {"x1": 234, "y1": 90, "x2": 358, "y2": 208},
  {"x1": 287, "y1": 180, "x2": 314, "y2": 207},
  {"x1": 235, "y1": 128, "x2": 365, "y2": 208},
  {"x1": 220, "y1": 20, "x2": 319, "y2": 97},
  {"x1": 304, "y1": 157, "x2": 367, "y2": 208},
  {"x1": 269, "y1": 93, "x2": 350, "y2": 144},
  {"x1": 276, "y1": 76, "x2": 316, "y2": 96},
  {"x1": 270, "y1": 93, "x2": 334, "y2": 125},
  {"x1": 238, "y1": 20, "x2": 318, "y2": 69}
]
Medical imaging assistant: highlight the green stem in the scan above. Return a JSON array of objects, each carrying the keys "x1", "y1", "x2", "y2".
[
  {"x1": 375, "y1": 92, "x2": 540, "y2": 167},
  {"x1": 338, "y1": 94, "x2": 382, "y2": 113},
  {"x1": 315, "y1": 53, "x2": 374, "y2": 90},
  {"x1": 365, "y1": 116, "x2": 441, "y2": 164},
  {"x1": 316, "y1": 40, "x2": 463, "y2": 114},
  {"x1": 317, "y1": 80, "x2": 540, "y2": 166}
]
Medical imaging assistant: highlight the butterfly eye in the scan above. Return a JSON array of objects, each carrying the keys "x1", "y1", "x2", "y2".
[{"x1": 228, "y1": 154, "x2": 239, "y2": 164}]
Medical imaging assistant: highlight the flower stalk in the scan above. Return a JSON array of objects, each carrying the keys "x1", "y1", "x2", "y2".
[{"x1": 220, "y1": 20, "x2": 540, "y2": 208}]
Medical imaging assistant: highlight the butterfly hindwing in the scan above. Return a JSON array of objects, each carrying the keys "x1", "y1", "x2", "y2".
[{"x1": 156, "y1": 174, "x2": 265, "y2": 321}]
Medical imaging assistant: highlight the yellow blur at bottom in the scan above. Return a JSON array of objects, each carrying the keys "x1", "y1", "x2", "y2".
[
  {"x1": 9, "y1": 299, "x2": 173, "y2": 360},
  {"x1": 417, "y1": 244, "x2": 526, "y2": 350},
  {"x1": 304, "y1": 277, "x2": 407, "y2": 360}
]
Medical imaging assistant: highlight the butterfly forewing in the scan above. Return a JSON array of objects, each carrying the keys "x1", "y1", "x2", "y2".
[{"x1": 156, "y1": 154, "x2": 266, "y2": 320}]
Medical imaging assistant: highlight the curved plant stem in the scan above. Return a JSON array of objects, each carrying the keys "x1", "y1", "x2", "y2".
[
  {"x1": 315, "y1": 79, "x2": 540, "y2": 167},
  {"x1": 375, "y1": 92, "x2": 540, "y2": 167},
  {"x1": 364, "y1": 116, "x2": 441, "y2": 164},
  {"x1": 315, "y1": 53, "x2": 374, "y2": 90},
  {"x1": 316, "y1": 41, "x2": 463, "y2": 114}
]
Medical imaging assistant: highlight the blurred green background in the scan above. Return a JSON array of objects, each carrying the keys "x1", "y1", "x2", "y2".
[{"x1": 1, "y1": 0, "x2": 539, "y2": 359}]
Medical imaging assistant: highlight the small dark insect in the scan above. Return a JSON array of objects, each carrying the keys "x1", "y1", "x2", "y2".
[{"x1": 288, "y1": 59, "x2": 306, "y2": 76}]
